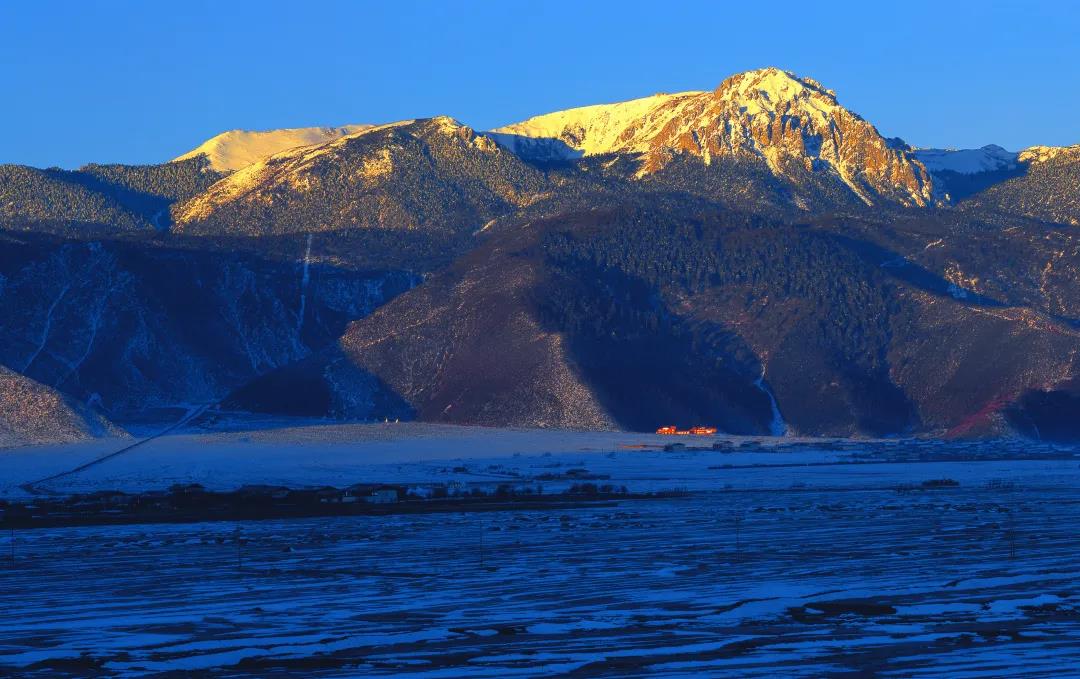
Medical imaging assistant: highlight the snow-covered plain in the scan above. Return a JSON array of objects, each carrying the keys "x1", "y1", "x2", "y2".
[
  {"x1": 2, "y1": 420, "x2": 1080, "y2": 676},
  {"x1": 4, "y1": 419, "x2": 1078, "y2": 498}
]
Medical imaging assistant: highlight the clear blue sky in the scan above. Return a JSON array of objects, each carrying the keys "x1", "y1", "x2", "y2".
[{"x1": 2, "y1": 0, "x2": 1078, "y2": 168}]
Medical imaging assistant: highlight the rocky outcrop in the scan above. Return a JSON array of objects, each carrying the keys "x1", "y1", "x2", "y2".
[{"x1": 0, "y1": 366, "x2": 122, "y2": 447}]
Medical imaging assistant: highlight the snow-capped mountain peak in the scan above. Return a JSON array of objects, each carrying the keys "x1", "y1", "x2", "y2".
[
  {"x1": 712, "y1": 67, "x2": 836, "y2": 113},
  {"x1": 491, "y1": 67, "x2": 933, "y2": 206}
]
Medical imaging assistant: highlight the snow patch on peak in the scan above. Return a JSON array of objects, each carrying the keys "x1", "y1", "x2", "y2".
[
  {"x1": 490, "y1": 91, "x2": 705, "y2": 157},
  {"x1": 173, "y1": 124, "x2": 373, "y2": 172}
]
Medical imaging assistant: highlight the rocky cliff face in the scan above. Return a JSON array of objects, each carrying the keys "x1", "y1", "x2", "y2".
[{"x1": 493, "y1": 67, "x2": 934, "y2": 206}]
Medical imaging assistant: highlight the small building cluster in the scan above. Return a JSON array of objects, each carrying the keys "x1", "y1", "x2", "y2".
[{"x1": 656, "y1": 425, "x2": 718, "y2": 436}]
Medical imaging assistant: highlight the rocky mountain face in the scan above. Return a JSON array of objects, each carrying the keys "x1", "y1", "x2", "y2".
[
  {"x1": 493, "y1": 67, "x2": 934, "y2": 207},
  {"x1": 1, "y1": 67, "x2": 1079, "y2": 442}
]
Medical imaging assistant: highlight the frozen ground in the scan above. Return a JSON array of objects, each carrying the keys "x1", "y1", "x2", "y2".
[
  {"x1": 2, "y1": 420, "x2": 1080, "y2": 676},
  {"x1": 3, "y1": 417, "x2": 1079, "y2": 498},
  {"x1": 3, "y1": 486, "x2": 1080, "y2": 676},
  {"x1": 4, "y1": 419, "x2": 706, "y2": 497}
]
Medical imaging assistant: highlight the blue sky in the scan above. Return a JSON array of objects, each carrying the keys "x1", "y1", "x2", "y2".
[{"x1": 1, "y1": 0, "x2": 1078, "y2": 168}]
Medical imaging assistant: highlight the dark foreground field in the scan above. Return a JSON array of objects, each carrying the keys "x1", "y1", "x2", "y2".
[{"x1": 3, "y1": 476, "x2": 1080, "y2": 676}]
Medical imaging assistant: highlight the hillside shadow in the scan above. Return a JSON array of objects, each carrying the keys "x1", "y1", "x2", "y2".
[
  {"x1": 933, "y1": 164, "x2": 1029, "y2": 202},
  {"x1": 533, "y1": 260, "x2": 778, "y2": 435},
  {"x1": 43, "y1": 167, "x2": 172, "y2": 229},
  {"x1": 220, "y1": 348, "x2": 415, "y2": 423},
  {"x1": 830, "y1": 234, "x2": 1007, "y2": 307},
  {"x1": 485, "y1": 132, "x2": 583, "y2": 170},
  {"x1": 1005, "y1": 384, "x2": 1080, "y2": 443},
  {"x1": 833, "y1": 232, "x2": 1080, "y2": 328}
]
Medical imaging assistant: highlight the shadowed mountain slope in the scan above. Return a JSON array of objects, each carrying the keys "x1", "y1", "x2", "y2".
[
  {"x1": 324, "y1": 205, "x2": 1080, "y2": 436},
  {"x1": 0, "y1": 231, "x2": 418, "y2": 418},
  {"x1": 963, "y1": 145, "x2": 1080, "y2": 226},
  {"x1": 0, "y1": 158, "x2": 222, "y2": 235}
]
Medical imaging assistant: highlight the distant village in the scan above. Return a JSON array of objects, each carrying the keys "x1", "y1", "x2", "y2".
[{"x1": 0, "y1": 476, "x2": 660, "y2": 529}]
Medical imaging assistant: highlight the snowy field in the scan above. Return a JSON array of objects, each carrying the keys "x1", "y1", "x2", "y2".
[
  {"x1": 3, "y1": 420, "x2": 1080, "y2": 676},
  {"x1": 4, "y1": 419, "x2": 712, "y2": 497},
  {"x1": 3, "y1": 486, "x2": 1080, "y2": 676},
  {"x1": 4, "y1": 417, "x2": 1079, "y2": 498}
]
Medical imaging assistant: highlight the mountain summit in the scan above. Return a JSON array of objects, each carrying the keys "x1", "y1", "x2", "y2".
[
  {"x1": 174, "y1": 124, "x2": 373, "y2": 172},
  {"x1": 493, "y1": 67, "x2": 933, "y2": 206},
  {"x1": 173, "y1": 117, "x2": 551, "y2": 235}
]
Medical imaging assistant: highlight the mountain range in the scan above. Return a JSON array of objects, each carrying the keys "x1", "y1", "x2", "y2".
[{"x1": 2, "y1": 67, "x2": 1079, "y2": 443}]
